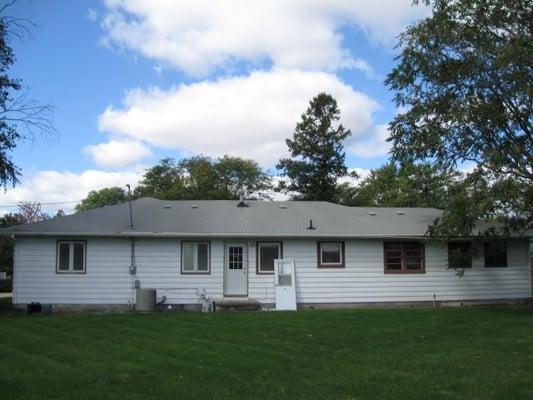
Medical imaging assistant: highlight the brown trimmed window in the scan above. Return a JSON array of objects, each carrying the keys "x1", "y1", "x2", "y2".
[
  {"x1": 448, "y1": 242, "x2": 472, "y2": 269},
  {"x1": 317, "y1": 241, "x2": 345, "y2": 268},
  {"x1": 257, "y1": 242, "x2": 282, "y2": 274},
  {"x1": 56, "y1": 241, "x2": 86, "y2": 274},
  {"x1": 384, "y1": 242, "x2": 424, "y2": 273},
  {"x1": 484, "y1": 241, "x2": 507, "y2": 268},
  {"x1": 181, "y1": 241, "x2": 210, "y2": 274}
]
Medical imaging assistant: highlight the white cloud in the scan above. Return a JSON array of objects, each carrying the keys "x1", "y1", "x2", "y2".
[
  {"x1": 84, "y1": 140, "x2": 153, "y2": 168},
  {"x1": 98, "y1": 69, "x2": 380, "y2": 166},
  {"x1": 338, "y1": 168, "x2": 371, "y2": 185},
  {"x1": 101, "y1": 0, "x2": 428, "y2": 76},
  {"x1": 348, "y1": 123, "x2": 391, "y2": 158},
  {"x1": 0, "y1": 169, "x2": 143, "y2": 214}
]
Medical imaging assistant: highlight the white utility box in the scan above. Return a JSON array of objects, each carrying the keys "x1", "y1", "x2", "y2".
[{"x1": 274, "y1": 259, "x2": 297, "y2": 310}]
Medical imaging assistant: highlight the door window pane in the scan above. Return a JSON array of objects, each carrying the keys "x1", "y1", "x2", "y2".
[{"x1": 229, "y1": 247, "x2": 243, "y2": 270}]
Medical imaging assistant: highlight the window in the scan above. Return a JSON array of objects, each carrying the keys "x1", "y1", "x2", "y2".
[
  {"x1": 384, "y1": 242, "x2": 425, "y2": 273},
  {"x1": 484, "y1": 241, "x2": 507, "y2": 268},
  {"x1": 257, "y1": 242, "x2": 282, "y2": 274},
  {"x1": 317, "y1": 241, "x2": 345, "y2": 268},
  {"x1": 448, "y1": 242, "x2": 472, "y2": 269},
  {"x1": 181, "y1": 241, "x2": 210, "y2": 274},
  {"x1": 56, "y1": 241, "x2": 86, "y2": 273}
]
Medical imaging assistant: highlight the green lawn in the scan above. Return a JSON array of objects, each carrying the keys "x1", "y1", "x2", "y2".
[{"x1": 1, "y1": 307, "x2": 532, "y2": 399}]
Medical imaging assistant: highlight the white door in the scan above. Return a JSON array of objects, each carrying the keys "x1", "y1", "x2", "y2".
[{"x1": 224, "y1": 242, "x2": 248, "y2": 296}]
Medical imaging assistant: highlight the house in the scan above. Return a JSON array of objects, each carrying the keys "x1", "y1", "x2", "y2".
[{"x1": 2, "y1": 198, "x2": 532, "y2": 311}]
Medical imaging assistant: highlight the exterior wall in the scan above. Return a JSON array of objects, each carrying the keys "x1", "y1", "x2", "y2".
[
  {"x1": 13, "y1": 236, "x2": 531, "y2": 307},
  {"x1": 135, "y1": 238, "x2": 224, "y2": 304},
  {"x1": 285, "y1": 239, "x2": 531, "y2": 304},
  {"x1": 14, "y1": 237, "x2": 132, "y2": 305}
]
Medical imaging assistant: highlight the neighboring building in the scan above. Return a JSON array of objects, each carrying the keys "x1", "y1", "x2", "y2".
[{"x1": 2, "y1": 198, "x2": 531, "y2": 310}]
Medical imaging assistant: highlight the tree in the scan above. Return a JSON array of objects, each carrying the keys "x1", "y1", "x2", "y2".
[
  {"x1": 17, "y1": 201, "x2": 49, "y2": 222},
  {"x1": 386, "y1": 0, "x2": 532, "y2": 235},
  {"x1": 180, "y1": 155, "x2": 229, "y2": 200},
  {"x1": 0, "y1": 3, "x2": 54, "y2": 188},
  {"x1": 135, "y1": 155, "x2": 271, "y2": 200},
  {"x1": 214, "y1": 155, "x2": 271, "y2": 199},
  {"x1": 337, "y1": 162, "x2": 461, "y2": 208},
  {"x1": 134, "y1": 157, "x2": 186, "y2": 199},
  {"x1": 76, "y1": 187, "x2": 127, "y2": 212},
  {"x1": 277, "y1": 93, "x2": 352, "y2": 201}
]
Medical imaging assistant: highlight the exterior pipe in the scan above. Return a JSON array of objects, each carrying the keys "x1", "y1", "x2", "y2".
[{"x1": 126, "y1": 184, "x2": 134, "y2": 230}]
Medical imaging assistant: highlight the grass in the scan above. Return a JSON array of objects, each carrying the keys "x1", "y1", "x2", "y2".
[{"x1": 0, "y1": 307, "x2": 532, "y2": 399}]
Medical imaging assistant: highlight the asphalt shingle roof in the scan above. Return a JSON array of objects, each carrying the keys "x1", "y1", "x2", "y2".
[{"x1": 0, "y1": 198, "x2": 448, "y2": 238}]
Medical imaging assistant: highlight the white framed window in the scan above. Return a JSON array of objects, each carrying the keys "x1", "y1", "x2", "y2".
[
  {"x1": 181, "y1": 241, "x2": 210, "y2": 274},
  {"x1": 257, "y1": 242, "x2": 282, "y2": 274},
  {"x1": 56, "y1": 241, "x2": 86, "y2": 273},
  {"x1": 318, "y1": 241, "x2": 345, "y2": 268}
]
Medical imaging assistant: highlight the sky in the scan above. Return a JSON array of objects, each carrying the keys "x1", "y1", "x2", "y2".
[{"x1": 0, "y1": 0, "x2": 430, "y2": 214}]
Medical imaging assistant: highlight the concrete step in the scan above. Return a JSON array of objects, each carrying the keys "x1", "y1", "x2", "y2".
[{"x1": 214, "y1": 298, "x2": 261, "y2": 311}]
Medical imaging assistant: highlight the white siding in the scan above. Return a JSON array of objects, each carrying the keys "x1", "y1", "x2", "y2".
[
  {"x1": 135, "y1": 238, "x2": 224, "y2": 304},
  {"x1": 15, "y1": 237, "x2": 132, "y2": 304},
  {"x1": 14, "y1": 236, "x2": 531, "y2": 306},
  {"x1": 284, "y1": 239, "x2": 531, "y2": 304}
]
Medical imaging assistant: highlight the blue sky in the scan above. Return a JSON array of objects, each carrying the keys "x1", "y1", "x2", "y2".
[{"x1": 1, "y1": 0, "x2": 429, "y2": 212}]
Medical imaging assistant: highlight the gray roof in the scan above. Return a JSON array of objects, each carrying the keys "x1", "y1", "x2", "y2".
[
  {"x1": 1, "y1": 198, "x2": 443, "y2": 238},
  {"x1": 1, "y1": 198, "x2": 528, "y2": 239}
]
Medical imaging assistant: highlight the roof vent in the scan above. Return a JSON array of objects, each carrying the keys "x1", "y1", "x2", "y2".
[
  {"x1": 237, "y1": 200, "x2": 249, "y2": 208},
  {"x1": 279, "y1": 205, "x2": 287, "y2": 209},
  {"x1": 191, "y1": 204, "x2": 199, "y2": 209},
  {"x1": 368, "y1": 211, "x2": 376, "y2": 216},
  {"x1": 307, "y1": 219, "x2": 316, "y2": 230},
  {"x1": 397, "y1": 210, "x2": 405, "y2": 215},
  {"x1": 163, "y1": 204, "x2": 172, "y2": 209}
]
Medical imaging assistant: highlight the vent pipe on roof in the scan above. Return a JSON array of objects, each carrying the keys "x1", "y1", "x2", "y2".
[
  {"x1": 307, "y1": 219, "x2": 316, "y2": 230},
  {"x1": 126, "y1": 184, "x2": 134, "y2": 230},
  {"x1": 237, "y1": 200, "x2": 249, "y2": 208}
]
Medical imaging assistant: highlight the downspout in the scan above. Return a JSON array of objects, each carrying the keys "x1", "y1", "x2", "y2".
[{"x1": 126, "y1": 184, "x2": 137, "y2": 311}]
